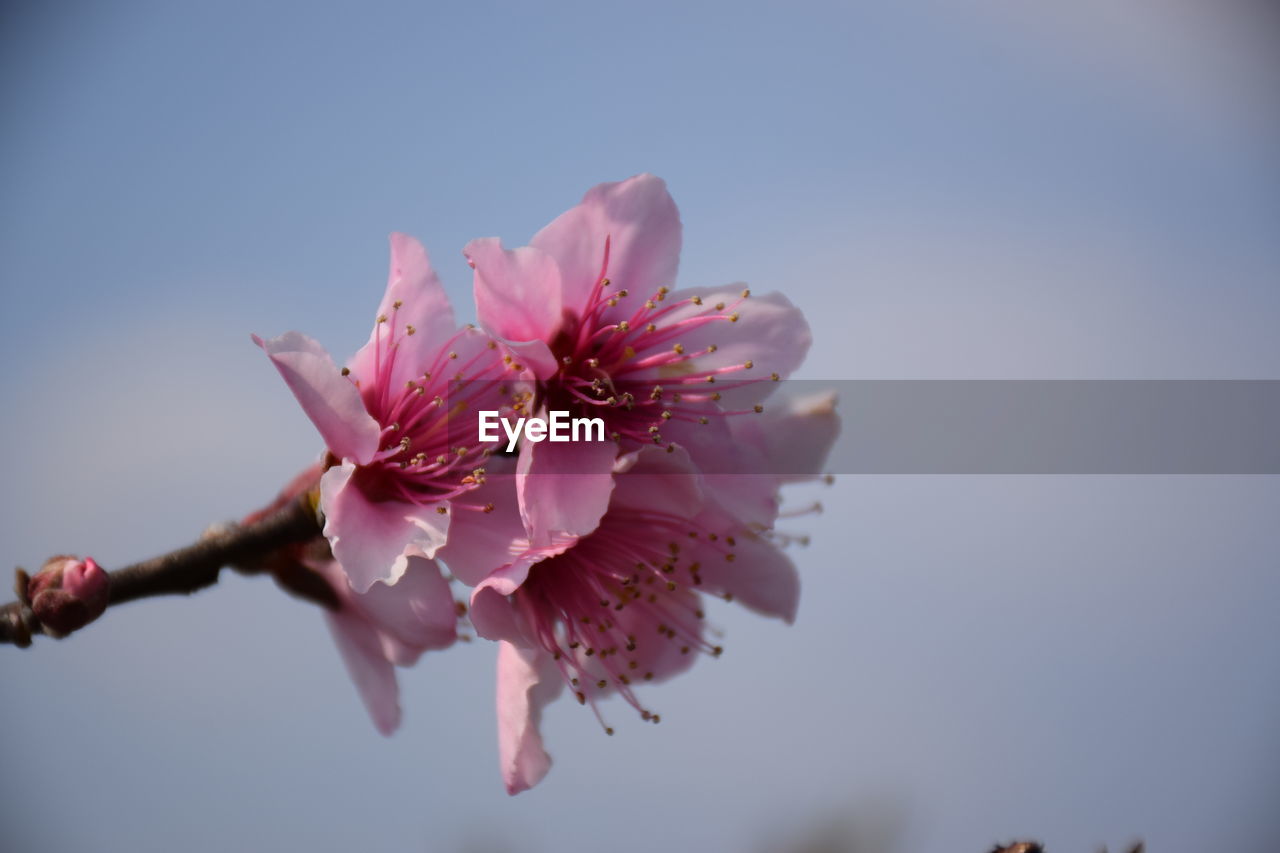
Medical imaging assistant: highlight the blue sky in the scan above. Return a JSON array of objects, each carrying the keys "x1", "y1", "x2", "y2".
[{"x1": 2, "y1": 2, "x2": 1278, "y2": 851}]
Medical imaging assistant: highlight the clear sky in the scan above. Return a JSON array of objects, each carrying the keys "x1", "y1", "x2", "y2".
[{"x1": 2, "y1": 2, "x2": 1278, "y2": 851}]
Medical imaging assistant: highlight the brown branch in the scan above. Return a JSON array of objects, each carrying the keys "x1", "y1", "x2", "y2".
[{"x1": 2, "y1": 494, "x2": 323, "y2": 647}]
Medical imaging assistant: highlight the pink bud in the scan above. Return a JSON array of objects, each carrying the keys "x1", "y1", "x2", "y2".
[{"x1": 27, "y1": 556, "x2": 110, "y2": 637}]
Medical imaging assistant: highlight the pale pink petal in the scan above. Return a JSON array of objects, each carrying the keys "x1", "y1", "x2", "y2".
[
  {"x1": 756, "y1": 391, "x2": 841, "y2": 482},
  {"x1": 422, "y1": 327, "x2": 536, "y2": 452},
  {"x1": 574, "y1": 587, "x2": 703, "y2": 694},
  {"x1": 610, "y1": 446, "x2": 704, "y2": 518},
  {"x1": 496, "y1": 641, "x2": 564, "y2": 795},
  {"x1": 469, "y1": 582, "x2": 529, "y2": 643},
  {"x1": 530, "y1": 174, "x2": 681, "y2": 312},
  {"x1": 638, "y1": 287, "x2": 811, "y2": 409},
  {"x1": 437, "y1": 472, "x2": 575, "y2": 592},
  {"x1": 657, "y1": 415, "x2": 778, "y2": 528},
  {"x1": 516, "y1": 438, "x2": 618, "y2": 546},
  {"x1": 320, "y1": 462, "x2": 451, "y2": 593},
  {"x1": 691, "y1": 526, "x2": 800, "y2": 623},
  {"x1": 435, "y1": 476, "x2": 529, "y2": 587},
  {"x1": 355, "y1": 556, "x2": 457, "y2": 666},
  {"x1": 496, "y1": 337, "x2": 559, "y2": 381},
  {"x1": 253, "y1": 331, "x2": 381, "y2": 463},
  {"x1": 466, "y1": 237, "x2": 564, "y2": 345},
  {"x1": 325, "y1": 608, "x2": 401, "y2": 736},
  {"x1": 347, "y1": 233, "x2": 458, "y2": 391}
]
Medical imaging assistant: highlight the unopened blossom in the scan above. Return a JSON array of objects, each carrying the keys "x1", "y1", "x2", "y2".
[
  {"x1": 465, "y1": 175, "x2": 812, "y2": 543},
  {"x1": 257, "y1": 233, "x2": 528, "y2": 592},
  {"x1": 440, "y1": 449, "x2": 810, "y2": 794},
  {"x1": 26, "y1": 555, "x2": 110, "y2": 637}
]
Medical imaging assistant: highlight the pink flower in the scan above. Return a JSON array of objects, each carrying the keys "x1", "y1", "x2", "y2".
[
  {"x1": 256, "y1": 233, "x2": 527, "y2": 593},
  {"x1": 465, "y1": 175, "x2": 812, "y2": 544},
  {"x1": 441, "y1": 449, "x2": 809, "y2": 794}
]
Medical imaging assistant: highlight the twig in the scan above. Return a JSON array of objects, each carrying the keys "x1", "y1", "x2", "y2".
[{"x1": 1, "y1": 494, "x2": 323, "y2": 646}]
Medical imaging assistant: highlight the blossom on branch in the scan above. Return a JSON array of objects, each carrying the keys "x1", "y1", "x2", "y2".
[
  {"x1": 466, "y1": 175, "x2": 813, "y2": 543},
  {"x1": 256, "y1": 234, "x2": 529, "y2": 593}
]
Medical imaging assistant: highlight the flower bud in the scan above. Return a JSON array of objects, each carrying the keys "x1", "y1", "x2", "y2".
[{"x1": 27, "y1": 555, "x2": 110, "y2": 637}]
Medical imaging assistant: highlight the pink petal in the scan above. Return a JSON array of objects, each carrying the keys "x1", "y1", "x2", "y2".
[
  {"x1": 354, "y1": 556, "x2": 457, "y2": 666},
  {"x1": 466, "y1": 237, "x2": 564, "y2": 345},
  {"x1": 253, "y1": 331, "x2": 381, "y2": 463},
  {"x1": 437, "y1": 472, "x2": 575, "y2": 593},
  {"x1": 495, "y1": 641, "x2": 564, "y2": 795},
  {"x1": 530, "y1": 174, "x2": 681, "y2": 313},
  {"x1": 436, "y1": 475, "x2": 529, "y2": 587},
  {"x1": 495, "y1": 338, "x2": 559, "y2": 381},
  {"x1": 757, "y1": 391, "x2": 841, "y2": 482},
  {"x1": 469, "y1": 581, "x2": 529, "y2": 643},
  {"x1": 325, "y1": 608, "x2": 401, "y2": 736},
  {"x1": 516, "y1": 438, "x2": 618, "y2": 547},
  {"x1": 657, "y1": 416, "x2": 779, "y2": 528},
  {"x1": 347, "y1": 233, "x2": 458, "y2": 391},
  {"x1": 640, "y1": 287, "x2": 811, "y2": 409},
  {"x1": 691, "y1": 525, "x2": 800, "y2": 623},
  {"x1": 610, "y1": 446, "x2": 704, "y2": 518},
  {"x1": 573, "y1": 587, "x2": 703, "y2": 694},
  {"x1": 320, "y1": 462, "x2": 451, "y2": 593}
]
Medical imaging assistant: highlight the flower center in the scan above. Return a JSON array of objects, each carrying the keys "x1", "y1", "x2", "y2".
[
  {"x1": 346, "y1": 303, "x2": 528, "y2": 508},
  {"x1": 545, "y1": 238, "x2": 776, "y2": 448}
]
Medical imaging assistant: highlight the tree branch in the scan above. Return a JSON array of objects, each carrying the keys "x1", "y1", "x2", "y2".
[{"x1": 2, "y1": 494, "x2": 323, "y2": 647}]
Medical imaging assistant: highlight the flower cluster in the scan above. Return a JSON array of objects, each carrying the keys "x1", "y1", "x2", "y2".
[{"x1": 257, "y1": 175, "x2": 838, "y2": 793}]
